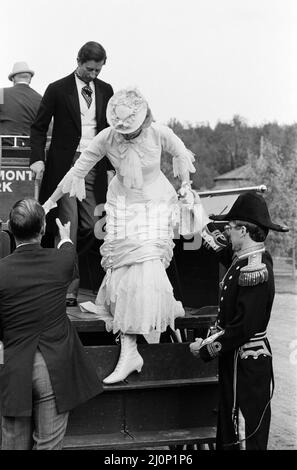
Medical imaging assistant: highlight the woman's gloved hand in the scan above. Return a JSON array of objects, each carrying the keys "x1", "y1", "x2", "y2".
[
  {"x1": 189, "y1": 338, "x2": 204, "y2": 357},
  {"x1": 177, "y1": 181, "x2": 195, "y2": 207},
  {"x1": 42, "y1": 198, "x2": 57, "y2": 215}
]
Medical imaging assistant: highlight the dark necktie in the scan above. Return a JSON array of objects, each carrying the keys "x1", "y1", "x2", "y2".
[{"x1": 81, "y1": 84, "x2": 93, "y2": 108}]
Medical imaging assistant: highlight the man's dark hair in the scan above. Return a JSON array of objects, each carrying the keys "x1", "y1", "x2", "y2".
[
  {"x1": 234, "y1": 220, "x2": 269, "y2": 242},
  {"x1": 77, "y1": 41, "x2": 107, "y2": 64},
  {"x1": 9, "y1": 199, "x2": 45, "y2": 241}
]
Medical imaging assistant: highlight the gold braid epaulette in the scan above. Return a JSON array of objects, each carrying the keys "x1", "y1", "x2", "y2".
[
  {"x1": 238, "y1": 247, "x2": 269, "y2": 287},
  {"x1": 238, "y1": 267, "x2": 268, "y2": 286}
]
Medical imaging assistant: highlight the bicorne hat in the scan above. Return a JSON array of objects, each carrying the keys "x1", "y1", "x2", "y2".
[
  {"x1": 210, "y1": 191, "x2": 289, "y2": 232},
  {"x1": 8, "y1": 62, "x2": 35, "y2": 81},
  {"x1": 106, "y1": 88, "x2": 148, "y2": 134}
]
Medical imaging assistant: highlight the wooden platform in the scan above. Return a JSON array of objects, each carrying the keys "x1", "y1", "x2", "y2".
[{"x1": 67, "y1": 290, "x2": 217, "y2": 342}]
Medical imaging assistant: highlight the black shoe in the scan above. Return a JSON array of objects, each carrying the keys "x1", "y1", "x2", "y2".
[{"x1": 66, "y1": 298, "x2": 78, "y2": 307}]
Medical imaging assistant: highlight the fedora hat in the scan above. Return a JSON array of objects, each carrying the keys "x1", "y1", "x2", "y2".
[
  {"x1": 8, "y1": 62, "x2": 35, "y2": 81},
  {"x1": 210, "y1": 191, "x2": 289, "y2": 232},
  {"x1": 106, "y1": 88, "x2": 148, "y2": 134}
]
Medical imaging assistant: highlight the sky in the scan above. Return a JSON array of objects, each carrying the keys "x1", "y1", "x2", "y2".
[{"x1": 1, "y1": 0, "x2": 297, "y2": 128}]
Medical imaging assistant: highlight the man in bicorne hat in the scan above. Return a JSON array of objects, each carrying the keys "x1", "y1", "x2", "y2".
[
  {"x1": 0, "y1": 62, "x2": 42, "y2": 140},
  {"x1": 190, "y1": 191, "x2": 289, "y2": 450}
]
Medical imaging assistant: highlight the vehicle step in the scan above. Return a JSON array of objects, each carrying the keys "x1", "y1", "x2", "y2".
[
  {"x1": 63, "y1": 426, "x2": 216, "y2": 450},
  {"x1": 102, "y1": 376, "x2": 218, "y2": 392}
]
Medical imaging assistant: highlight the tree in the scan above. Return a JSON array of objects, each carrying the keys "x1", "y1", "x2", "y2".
[{"x1": 248, "y1": 136, "x2": 297, "y2": 257}]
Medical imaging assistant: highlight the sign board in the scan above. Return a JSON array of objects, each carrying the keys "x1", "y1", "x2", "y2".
[{"x1": 0, "y1": 155, "x2": 35, "y2": 221}]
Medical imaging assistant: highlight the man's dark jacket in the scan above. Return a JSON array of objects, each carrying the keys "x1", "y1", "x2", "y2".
[
  {"x1": 0, "y1": 242, "x2": 102, "y2": 417},
  {"x1": 30, "y1": 73, "x2": 113, "y2": 209},
  {"x1": 0, "y1": 83, "x2": 42, "y2": 136}
]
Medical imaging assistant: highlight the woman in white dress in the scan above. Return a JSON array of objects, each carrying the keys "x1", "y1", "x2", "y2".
[{"x1": 43, "y1": 88, "x2": 198, "y2": 384}]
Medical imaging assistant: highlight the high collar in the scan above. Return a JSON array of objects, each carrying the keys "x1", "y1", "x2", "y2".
[
  {"x1": 113, "y1": 126, "x2": 148, "y2": 146},
  {"x1": 236, "y1": 242, "x2": 265, "y2": 260}
]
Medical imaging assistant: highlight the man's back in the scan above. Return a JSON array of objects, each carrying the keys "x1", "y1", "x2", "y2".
[
  {"x1": 0, "y1": 240, "x2": 102, "y2": 417},
  {"x1": 0, "y1": 242, "x2": 74, "y2": 343},
  {"x1": 0, "y1": 84, "x2": 42, "y2": 136}
]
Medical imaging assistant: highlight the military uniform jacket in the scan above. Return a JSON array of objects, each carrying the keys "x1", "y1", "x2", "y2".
[
  {"x1": 200, "y1": 244, "x2": 275, "y2": 361},
  {"x1": 199, "y1": 243, "x2": 275, "y2": 449},
  {"x1": 0, "y1": 242, "x2": 102, "y2": 417}
]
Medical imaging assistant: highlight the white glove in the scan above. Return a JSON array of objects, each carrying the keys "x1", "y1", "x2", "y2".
[
  {"x1": 178, "y1": 181, "x2": 195, "y2": 207},
  {"x1": 189, "y1": 338, "x2": 204, "y2": 357},
  {"x1": 43, "y1": 198, "x2": 57, "y2": 215},
  {"x1": 30, "y1": 161, "x2": 45, "y2": 180}
]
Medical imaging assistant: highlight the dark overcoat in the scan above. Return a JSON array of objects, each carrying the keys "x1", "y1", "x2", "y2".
[{"x1": 0, "y1": 242, "x2": 102, "y2": 417}]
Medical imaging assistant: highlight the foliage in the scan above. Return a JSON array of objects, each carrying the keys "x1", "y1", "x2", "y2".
[
  {"x1": 160, "y1": 116, "x2": 297, "y2": 258},
  {"x1": 248, "y1": 134, "x2": 297, "y2": 257}
]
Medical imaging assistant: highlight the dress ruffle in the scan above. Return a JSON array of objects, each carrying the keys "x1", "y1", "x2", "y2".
[
  {"x1": 118, "y1": 146, "x2": 143, "y2": 189},
  {"x1": 111, "y1": 132, "x2": 146, "y2": 189},
  {"x1": 94, "y1": 259, "x2": 185, "y2": 334},
  {"x1": 84, "y1": 173, "x2": 185, "y2": 334}
]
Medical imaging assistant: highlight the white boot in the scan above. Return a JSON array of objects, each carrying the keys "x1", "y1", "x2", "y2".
[{"x1": 103, "y1": 334, "x2": 144, "y2": 384}]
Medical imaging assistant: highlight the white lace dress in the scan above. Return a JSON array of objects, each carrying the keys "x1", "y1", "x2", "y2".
[{"x1": 58, "y1": 123, "x2": 196, "y2": 334}]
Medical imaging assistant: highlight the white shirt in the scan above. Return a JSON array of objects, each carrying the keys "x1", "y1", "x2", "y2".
[{"x1": 75, "y1": 75, "x2": 97, "y2": 152}]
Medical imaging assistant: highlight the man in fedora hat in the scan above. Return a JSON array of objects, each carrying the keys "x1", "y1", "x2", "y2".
[
  {"x1": 190, "y1": 191, "x2": 289, "y2": 450},
  {"x1": 30, "y1": 41, "x2": 114, "y2": 307},
  {"x1": 0, "y1": 62, "x2": 42, "y2": 140}
]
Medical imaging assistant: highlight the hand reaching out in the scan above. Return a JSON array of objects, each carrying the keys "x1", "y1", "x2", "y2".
[{"x1": 55, "y1": 218, "x2": 71, "y2": 241}]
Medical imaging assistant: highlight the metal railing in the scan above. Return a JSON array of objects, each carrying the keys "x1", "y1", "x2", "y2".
[
  {"x1": 197, "y1": 184, "x2": 267, "y2": 198},
  {"x1": 0, "y1": 135, "x2": 30, "y2": 147},
  {"x1": 0, "y1": 135, "x2": 31, "y2": 170}
]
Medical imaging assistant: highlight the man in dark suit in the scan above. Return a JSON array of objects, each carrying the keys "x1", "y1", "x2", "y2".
[
  {"x1": 30, "y1": 41, "x2": 114, "y2": 306},
  {"x1": 0, "y1": 198, "x2": 102, "y2": 450},
  {"x1": 0, "y1": 62, "x2": 42, "y2": 142}
]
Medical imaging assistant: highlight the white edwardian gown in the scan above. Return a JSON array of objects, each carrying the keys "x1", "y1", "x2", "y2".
[{"x1": 58, "y1": 123, "x2": 196, "y2": 335}]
